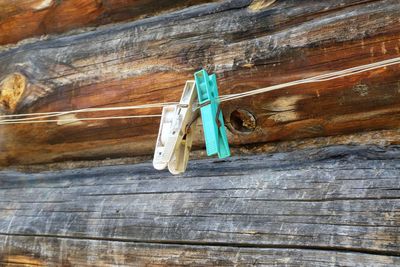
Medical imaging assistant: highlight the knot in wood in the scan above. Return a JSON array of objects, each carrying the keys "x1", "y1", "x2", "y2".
[{"x1": 0, "y1": 73, "x2": 26, "y2": 114}]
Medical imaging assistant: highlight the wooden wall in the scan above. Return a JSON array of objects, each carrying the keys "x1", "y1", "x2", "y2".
[
  {"x1": 1, "y1": 0, "x2": 400, "y2": 167},
  {"x1": 0, "y1": 145, "x2": 399, "y2": 266},
  {"x1": 1, "y1": 2, "x2": 400, "y2": 265},
  {"x1": 0, "y1": 0, "x2": 217, "y2": 45}
]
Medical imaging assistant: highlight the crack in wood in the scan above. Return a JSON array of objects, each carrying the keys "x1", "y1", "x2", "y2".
[{"x1": 1, "y1": 232, "x2": 399, "y2": 258}]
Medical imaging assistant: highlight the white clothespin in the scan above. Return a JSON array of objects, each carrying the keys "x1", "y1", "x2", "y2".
[{"x1": 153, "y1": 81, "x2": 198, "y2": 174}]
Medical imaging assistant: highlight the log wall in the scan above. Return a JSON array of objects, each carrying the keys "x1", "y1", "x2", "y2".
[
  {"x1": 1, "y1": 0, "x2": 400, "y2": 167},
  {"x1": 0, "y1": 0, "x2": 216, "y2": 45},
  {"x1": 0, "y1": 145, "x2": 399, "y2": 266},
  {"x1": 2, "y1": 1, "x2": 400, "y2": 265}
]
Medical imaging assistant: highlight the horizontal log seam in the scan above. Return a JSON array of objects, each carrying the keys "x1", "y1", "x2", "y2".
[{"x1": 1, "y1": 232, "x2": 399, "y2": 257}]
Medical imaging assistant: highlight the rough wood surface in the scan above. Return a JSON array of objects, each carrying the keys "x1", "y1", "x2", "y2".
[
  {"x1": 0, "y1": 0, "x2": 216, "y2": 45},
  {"x1": 1, "y1": 0, "x2": 400, "y2": 166},
  {"x1": 0, "y1": 145, "x2": 399, "y2": 266}
]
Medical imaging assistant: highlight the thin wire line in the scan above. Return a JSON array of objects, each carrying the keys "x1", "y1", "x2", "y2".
[
  {"x1": 1, "y1": 56, "x2": 400, "y2": 125},
  {"x1": 220, "y1": 57, "x2": 400, "y2": 101},
  {"x1": 0, "y1": 102, "x2": 178, "y2": 122},
  {"x1": 0, "y1": 114, "x2": 161, "y2": 125}
]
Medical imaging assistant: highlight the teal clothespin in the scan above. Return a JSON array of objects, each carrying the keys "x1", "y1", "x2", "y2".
[{"x1": 194, "y1": 69, "x2": 230, "y2": 159}]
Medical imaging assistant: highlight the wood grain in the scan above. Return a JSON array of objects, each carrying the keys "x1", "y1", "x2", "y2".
[
  {"x1": 1, "y1": 0, "x2": 400, "y2": 166},
  {"x1": 2, "y1": 238, "x2": 400, "y2": 266},
  {"x1": 0, "y1": 0, "x2": 217, "y2": 45},
  {"x1": 0, "y1": 145, "x2": 399, "y2": 266}
]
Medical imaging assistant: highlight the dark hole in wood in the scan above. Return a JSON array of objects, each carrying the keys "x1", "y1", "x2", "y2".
[{"x1": 229, "y1": 109, "x2": 256, "y2": 133}]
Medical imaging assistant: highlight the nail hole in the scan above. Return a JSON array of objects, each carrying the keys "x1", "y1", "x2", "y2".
[{"x1": 229, "y1": 109, "x2": 256, "y2": 133}]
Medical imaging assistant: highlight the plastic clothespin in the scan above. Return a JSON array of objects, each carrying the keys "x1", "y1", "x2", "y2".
[
  {"x1": 194, "y1": 69, "x2": 230, "y2": 159},
  {"x1": 153, "y1": 81, "x2": 198, "y2": 174}
]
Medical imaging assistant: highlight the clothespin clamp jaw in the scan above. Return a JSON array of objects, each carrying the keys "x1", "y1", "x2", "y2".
[
  {"x1": 194, "y1": 69, "x2": 230, "y2": 159},
  {"x1": 153, "y1": 105, "x2": 176, "y2": 170},
  {"x1": 153, "y1": 81, "x2": 198, "y2": 174}
]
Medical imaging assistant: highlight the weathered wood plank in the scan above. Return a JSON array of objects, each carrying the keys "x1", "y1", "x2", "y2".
[
  {"x1": 0, "y1": 0, "x2": 217, "y2": 45},
  {"x1": 0, "y1": 145, "x2": 399, "y2": 265},
  {"x1": 2, "y1": 238, "x2": 400, "y2": 266},
  {"x1": 1, "y1": 0, "x2": 400, "y2": 166}
]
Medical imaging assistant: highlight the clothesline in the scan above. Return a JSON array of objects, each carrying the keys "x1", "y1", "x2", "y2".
[{"x1": 1, "y1": 56, "x2": 400, "y2": 125}]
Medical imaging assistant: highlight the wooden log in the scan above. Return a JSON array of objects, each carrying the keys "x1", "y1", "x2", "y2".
[
  {"x1": 1, "y1": 0, "x2": 400, "y2": 166},
  {"x1": 0, "y1": 0, "x2": 216, "y2": 45},
  {"x1": 2, "y1": 239, "x2": 400, "y2": 266},
  {"x1": 0, "y1": 145, "x2": 399, "y2": 265}
]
